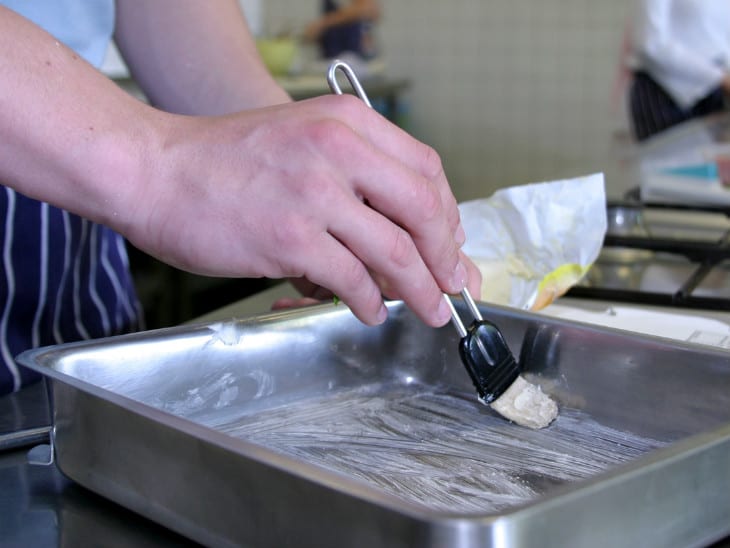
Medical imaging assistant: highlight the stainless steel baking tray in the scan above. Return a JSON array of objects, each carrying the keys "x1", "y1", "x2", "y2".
[{"x1": 17, "y1": 300, "x2": 730, "y2": 548}]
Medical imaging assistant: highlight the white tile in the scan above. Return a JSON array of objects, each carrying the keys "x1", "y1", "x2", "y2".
[{"x1": 263, "y1": 0, "x2": 634, "y2": 199}]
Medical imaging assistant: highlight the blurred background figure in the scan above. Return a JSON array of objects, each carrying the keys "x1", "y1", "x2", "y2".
[
  {"x1": 627, "y1": 0, "x2": 730, "y2": 141},
  {"x1": 304, "y1": 0, "x2": 380, "y2": 62}
]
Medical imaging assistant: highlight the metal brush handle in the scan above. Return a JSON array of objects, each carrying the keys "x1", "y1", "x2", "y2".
[
  {"x1": 326, "y1": 60, "x2": 476, "y2": 338},
  {"x1": 327, "y1": 60, "x2": 373, "y2": 108}
]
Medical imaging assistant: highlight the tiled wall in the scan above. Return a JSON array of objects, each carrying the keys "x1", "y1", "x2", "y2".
[{"x1": 258, "y1": 0, "x2": 634, "y2": 200}]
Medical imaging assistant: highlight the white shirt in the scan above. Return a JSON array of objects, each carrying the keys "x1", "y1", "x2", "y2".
[{"x1": 630, "y1": 0, "x2": 730, "y2": 109}]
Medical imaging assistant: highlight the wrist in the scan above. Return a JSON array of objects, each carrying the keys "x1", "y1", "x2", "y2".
[
  {"x1": 116, "y1": 111, "x2": 223, "y2": 271},
  {"x1": 86, "y1": 105, "x2": 174, "y2": 247}
]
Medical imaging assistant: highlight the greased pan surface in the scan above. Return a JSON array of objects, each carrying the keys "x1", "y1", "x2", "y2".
[{"x1": 17, "y1": 300, "x2": 730, "y2": 548}]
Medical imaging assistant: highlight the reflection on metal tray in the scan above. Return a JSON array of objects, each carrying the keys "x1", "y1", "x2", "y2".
[
  {"x1": 0, "y1": 379, "x2": 50, "y2": 451},
  {"x1": 17, "y1": 301, "x2": 730, "y2": 548}
]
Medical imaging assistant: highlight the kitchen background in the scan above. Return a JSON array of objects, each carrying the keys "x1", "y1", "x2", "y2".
[
  {"x1": 255, "y1": 0, "x2": 633, "y2": 200},
  {"x1": 106, "y1": 0, "x2": 643, "y2": 326}
]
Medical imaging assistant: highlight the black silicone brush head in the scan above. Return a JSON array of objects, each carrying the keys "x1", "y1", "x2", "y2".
[{"x1": 458, "y1": 319, "x2": 520, "y2": 404}]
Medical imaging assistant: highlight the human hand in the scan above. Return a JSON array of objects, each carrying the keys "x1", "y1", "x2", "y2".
[
  {"x1": 270, "y1": 278, "x2": 333, "y2": 312},
  {"x1": 271, "y1": 295, "x2": 324, "y2": 311},
  {"x1": 125, "y1": 95, "x2": 480, "y2": 327},
  {"x1": 288, "y1": 276, "x2": 335, "y2": 301}
]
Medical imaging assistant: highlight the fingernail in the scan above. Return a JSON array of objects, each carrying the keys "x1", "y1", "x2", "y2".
[
  {"x1": 450, "y1": 261, "x2": 467, "y2": 292},
  {"x1": 375, "y1": 302, "x2": 388, "y2": 324},
  {"x1": 436, "y1": 297, "x2": 452, "y2": 325},
  {"x1": 454, "y1": 223, "x2": 466, "y2": 246}
]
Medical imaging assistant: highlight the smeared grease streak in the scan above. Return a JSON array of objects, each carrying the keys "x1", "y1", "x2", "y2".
[{"x1": 209, "y1": 384, "x2": 667, "y2": 514}]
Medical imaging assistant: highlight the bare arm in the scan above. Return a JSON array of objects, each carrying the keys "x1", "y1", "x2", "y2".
[
  {"x1": 0, "y1": 6, "x2": 156, "y2": 233},
  {"x1": 114, "y1": 0, "x2": 290, "y2": 114},
  {"x1": 0, "y1": 5, "x2": 478, "y2": 328}
]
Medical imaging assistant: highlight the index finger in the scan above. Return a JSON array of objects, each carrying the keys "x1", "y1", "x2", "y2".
[
  {"x1": 312, "y1": 95, "x2": 465, "y2": 243},
  {"x1": 318, "y1": 103, "x2": 468, "y2": 296}
]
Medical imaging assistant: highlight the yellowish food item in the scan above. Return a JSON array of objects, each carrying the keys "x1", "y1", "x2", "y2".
[
  {"x1": 473, "y1": 255, "x2": 539, "y2": 306},
  {"x1": 473, "y1": 258, "x2": 513, "y2": 305},
  {"x1": 473, "y1": 257, "x2": 590, "y2": 312},
  {"x1": 531, "y1": 263, "x2": 589, "y2": 311}
]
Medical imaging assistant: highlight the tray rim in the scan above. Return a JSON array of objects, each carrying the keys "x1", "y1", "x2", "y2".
[
  {"x1": 34, "y1": 359, "x2": 730, "y2": 524},
  {"x1": 16, "y1": 302, "x2": 730, "y2": 526}
]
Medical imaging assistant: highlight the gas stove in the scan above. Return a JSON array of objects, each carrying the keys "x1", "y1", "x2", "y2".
[{"x1": 568, "y1": 199, "x2": 730, "y2": 311}]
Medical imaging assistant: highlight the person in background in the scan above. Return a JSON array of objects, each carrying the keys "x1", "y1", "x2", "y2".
[
  {"x1": 304, "y1": 0, "x2": 380, "y2": 61},
  {"x1": 0, "y1": 0, "x2": 479, "y2": 395},
  {"x1": 628, "y1": 0, "x2": 730, "y2": 141}
]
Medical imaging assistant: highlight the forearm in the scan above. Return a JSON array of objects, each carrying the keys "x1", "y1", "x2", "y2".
[
  {"x1": 0, "y1": 6, "x2": 160, "y2": 233},
  {"x1": 114, "y1": 0, "x2": 290, "y2": 115},
  {"x1": 312, "y1": 0, "x2": 380, "y2": 35},
  {"x1": 0, "y1": 5, "x2": 477, "y2": 329}
]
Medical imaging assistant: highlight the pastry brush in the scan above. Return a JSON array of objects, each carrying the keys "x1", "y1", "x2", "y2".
[{"x1": 327, "y1": 60, "x2": 557, "y2": 429}]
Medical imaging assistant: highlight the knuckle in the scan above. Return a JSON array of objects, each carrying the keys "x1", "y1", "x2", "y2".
[
  {"x1": 333, "y1": 257, "x2": 375, "y2": 306},
  {"x1": 270, "y1": 213, "x2": 314, "y2": 251},
  {"x1": 341, "y1": 257, "x2": 370, "y2": 290},
  {"x1": 416, "y1": 181, "x2": 443, "y2": 223},
  {"x1": 307, "y1": 116, "x2": 350, "y2": 146},
  {"x1": 420, "y1": 143, "x2": 445, "y2": 180},
  {"x1": 386, "y1": 226, "x2": 417, "y2": 268},
  {"x1": 305, "y1": 97, "x2": 373, "y2": 147},
  {"x1": 438, "y1": 246, "x2": 461, "y2": 281},
  {"x1": 328, "y1": 93, "x2": 368, "y2": 117},
  {"x1": 300, "y1": 170, "x2": 338, "y2": 204}
]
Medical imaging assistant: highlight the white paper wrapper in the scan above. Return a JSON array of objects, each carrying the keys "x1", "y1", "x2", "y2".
[{"x1": 459, "y1": 173, "x2": 607, "y2": 310}]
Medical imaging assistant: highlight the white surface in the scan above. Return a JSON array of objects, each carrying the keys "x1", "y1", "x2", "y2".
[
  {"x1": 541, "y1": 301, "x2": 730, "y2": 350},
  {"x1": 640, "y1": 173, "x2": 730, "y2": 206}
]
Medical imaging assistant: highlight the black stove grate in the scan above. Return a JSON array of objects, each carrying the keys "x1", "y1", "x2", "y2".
[{"x1": 567, "y1": 200, "x2": 730, "y2": 311}]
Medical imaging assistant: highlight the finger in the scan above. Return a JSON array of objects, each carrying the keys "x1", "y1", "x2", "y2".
[
  {"x1": 288, "y1": 277, "x2": 334, "y2": 300},
  {"x1": 292, "y1": 230, "x2": 388, "y2": 326},
  {"x1": 358, "y1": 166, "x2": 466, "y2": 295},
  {"x1": 374, "y1": 251, "x2": 481, "y2": 303},
  {"x1": 327, "y1": 197, "x2": 454, "y2": 327},
  {"x1": 313, "y1": 120, "x2": 466, "y2": 296},
  {"x1": 322, "y1": 95, "x2": 465, "y2": 242},
  {"x1": 461, "y1": 251, "x2": 483, "y2": 299},
  {"x1": 271, "y1": 297, "x2": 322, "y2": 310}
]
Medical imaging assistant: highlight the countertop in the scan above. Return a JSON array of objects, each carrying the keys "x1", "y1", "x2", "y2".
[
  {"x1": 2, "y1": 285, "x2": 730, "y2": 547},
  {"x1": 1, "y1": 446, "x2": 197, "y2": 547}
]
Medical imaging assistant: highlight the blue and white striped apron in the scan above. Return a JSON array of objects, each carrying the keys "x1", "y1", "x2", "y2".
[{"x1": 0, "y1": 0, "x2": 143, "y2": 394}]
